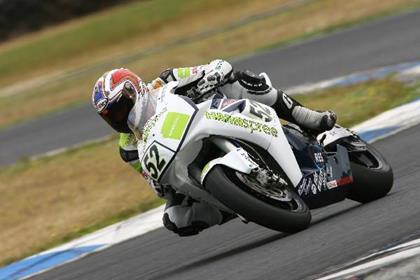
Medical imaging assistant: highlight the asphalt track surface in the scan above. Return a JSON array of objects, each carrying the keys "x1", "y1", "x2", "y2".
[
  {"x1": 32, "y1": 124, "x2": 420, "y2": 280},
  {"x1": 1, "y1": 9, "x2": 420, "y2": 166}
]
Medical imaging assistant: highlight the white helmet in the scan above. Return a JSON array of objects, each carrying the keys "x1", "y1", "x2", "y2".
[{"x1": 92, "y1": 68, "x2": 147, "y2": 133}]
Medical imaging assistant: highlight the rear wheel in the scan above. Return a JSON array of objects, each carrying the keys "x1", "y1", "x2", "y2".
[
  {"x1": 204, "y1": 165, "x2": 311, "y2": 233},
  {"x1": 347, "y1": 143, "x2": 393, "y2": 203}
]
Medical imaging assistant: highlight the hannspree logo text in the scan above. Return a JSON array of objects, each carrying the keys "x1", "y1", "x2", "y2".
[{"x1": 205, "y1": 111, "x2": 278, "y2": 137}]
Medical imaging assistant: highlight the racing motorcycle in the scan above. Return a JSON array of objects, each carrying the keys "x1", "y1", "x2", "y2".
[{"x1": 139, "y1": 80, "x2": 393, "y2": 233}]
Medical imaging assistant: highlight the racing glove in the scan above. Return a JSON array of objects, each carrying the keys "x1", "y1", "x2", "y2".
[{"x1": 197, "y1": 59, "x2": 233, "y2": 94}]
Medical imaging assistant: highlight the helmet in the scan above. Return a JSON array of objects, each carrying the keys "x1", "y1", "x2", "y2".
[{"x1": 92, "y1": 69, "x2": 147, "y2": 133}]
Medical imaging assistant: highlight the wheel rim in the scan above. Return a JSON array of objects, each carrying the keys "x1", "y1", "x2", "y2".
[{"x1": 230, "y1": 170, "x2": 306, "y2": 212}]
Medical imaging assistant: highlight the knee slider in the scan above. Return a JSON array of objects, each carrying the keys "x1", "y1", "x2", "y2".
[
  {"x1": 162, "y1": 213, "x2": 209, "y2": 237},
  {"x1": 235, "y1": 70, "x2": 271, "y2": 95}
]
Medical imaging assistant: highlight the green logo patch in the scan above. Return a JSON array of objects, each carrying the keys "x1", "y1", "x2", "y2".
[{"x1": 161, "y1": 112, "x2": 190, "y2": 140}]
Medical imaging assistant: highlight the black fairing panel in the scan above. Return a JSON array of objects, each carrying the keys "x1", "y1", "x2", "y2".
[{"x1": 283, "y1": 125, "x2": 349, "y2": 209}]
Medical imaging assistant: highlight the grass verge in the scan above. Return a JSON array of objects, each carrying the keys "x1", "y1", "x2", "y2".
[
  {"x1": 295, "y1": 78, "x2": 420, "y2": 127},
  {"x1": 0, "y1": 139, "x2": 162, "y2": 266},
  {"x1": 1, "y1": 78, "x2": 419, "y2": 266},
  {"x1": 0, "y1": 0, "x2": 419, "y2": 127}
]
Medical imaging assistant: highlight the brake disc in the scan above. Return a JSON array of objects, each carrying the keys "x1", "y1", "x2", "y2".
[{"x1": 236, "y1": 168, "x2": 292, "y2": 202}]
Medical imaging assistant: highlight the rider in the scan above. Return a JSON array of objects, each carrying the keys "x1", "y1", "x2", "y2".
[{"x1": 92, "y1": 59, "x2": 336, "y2": 236}]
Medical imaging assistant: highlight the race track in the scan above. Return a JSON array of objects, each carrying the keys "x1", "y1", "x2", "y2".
[
  {"x1": 1, "y1": 9, "x2": 420, "y2": 166},
  {"x1": 32, "y1": 124, "x2": 420, "y2": 280},
  {"x1": 8, "y1": 8, "x2": 420, "y2": 279}
]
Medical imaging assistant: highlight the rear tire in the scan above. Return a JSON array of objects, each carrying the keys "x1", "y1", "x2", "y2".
[
  {"x1": 347, "y1": 144, "x2": 393, "y2": 203},
  {"x1": 204, "y1": 166, "x2": 311, "y2": 233}
]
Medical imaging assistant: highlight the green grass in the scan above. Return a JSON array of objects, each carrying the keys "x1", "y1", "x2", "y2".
[
  {"x1": 0, "y1": 137, "x2": 161, "y2": 266},
  {"x1": 0, "y1": 0, "x2": 223, "y2": 84},
  {"x1": 1, "y1": 198, "x2": 164, "y2": 266},
  {"x1": 296, "y1": 79, "x2": 420, "y2": 127}
]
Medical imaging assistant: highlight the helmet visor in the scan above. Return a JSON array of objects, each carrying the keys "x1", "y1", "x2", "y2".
[{"x1": 100, "y1": 84, "x2": 136, "y2": 133}]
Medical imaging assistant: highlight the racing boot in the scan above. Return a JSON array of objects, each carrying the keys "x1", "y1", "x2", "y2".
[{"x1": 272, "y1": 91, "x2": 337, "y2": 135}]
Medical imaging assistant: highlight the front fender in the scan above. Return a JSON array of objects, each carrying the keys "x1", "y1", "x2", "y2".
[{"x1": 200, "y1": 147, "x2": 258, "y2": 184}]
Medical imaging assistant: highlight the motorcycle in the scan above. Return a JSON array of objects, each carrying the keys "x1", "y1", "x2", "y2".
[{"x1": 138, "y1": 80, "x2": 393, "y2": 233}]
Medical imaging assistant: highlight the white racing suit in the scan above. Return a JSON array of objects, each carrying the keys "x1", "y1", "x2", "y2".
[{"x1": 119, "y1": 59, "x2": 336, "y2": 236}]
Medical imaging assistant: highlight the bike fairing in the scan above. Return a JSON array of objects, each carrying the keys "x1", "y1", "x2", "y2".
[
  {"x1": 137, "y1": 84, "x2": 364, "y2": 233},
  {"x1": 135, "y1": 80, "x2": 344, "y2": 232}
]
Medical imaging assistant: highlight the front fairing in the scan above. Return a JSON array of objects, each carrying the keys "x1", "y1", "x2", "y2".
[
  {"x1": 139, "y1": 87, "x2": 303, "y2": 189},
  {"x1": 183, "y1": 97, "x2": 303, "y2": 187}
]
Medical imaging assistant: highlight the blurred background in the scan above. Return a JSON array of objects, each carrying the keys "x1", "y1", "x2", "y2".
[
  {"x1": 0, "y1": 0, "x2": 419, "y2": 270},
  {"x1": 0, "y1": 0, "x2": 136, "y2": 42}
]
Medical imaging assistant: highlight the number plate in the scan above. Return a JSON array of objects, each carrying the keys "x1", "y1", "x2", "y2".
[{"x1": 141, "y1": 142, "x2": 174, "y2": 181}]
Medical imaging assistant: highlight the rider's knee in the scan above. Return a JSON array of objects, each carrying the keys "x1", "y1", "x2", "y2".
[
  {"x1": 234, "y1": 70, "x2": 278, "y2": 105},
  {"x1": 235, "y1": 70, "x2": 271, "y2": 94}
]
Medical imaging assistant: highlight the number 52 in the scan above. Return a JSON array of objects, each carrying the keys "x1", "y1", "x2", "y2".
[{"x1": 143, "y1": 144, "x2": 167, "y2": 180}]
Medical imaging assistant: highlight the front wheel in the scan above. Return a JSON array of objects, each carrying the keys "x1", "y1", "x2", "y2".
[
  {"x1": 204, "y1": 166, "x2": 311, "y2": 233},
  {"x1": 347, "y1": 143, "x2": 393, "y2": 203}
]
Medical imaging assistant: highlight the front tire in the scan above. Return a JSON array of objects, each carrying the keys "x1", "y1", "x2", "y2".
[
  {"x1": 347, "y1": 144, "x2": 393, "y2": 203},
  {"x1": 204, "y1": 166, "x2": 311, "y2": 233}
]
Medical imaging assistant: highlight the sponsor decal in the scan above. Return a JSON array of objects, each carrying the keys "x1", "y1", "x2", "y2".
[
  {"x1": 315, "y1": 170, "x2": 327, "y2": 192},
  {"x1": 314, "y1": 152, "x2": 324, "y2": 163},
  {"x1": 205, "y1": 111, "x2": 278, "y2": 137},
  {"x1": 327, "y1": 180, "x2": 338, "y2": 189},
  {"x1": 298, "y1": 169, "x2": 328, "y2": 195},
  {"x1": 326, "y1": 175, "x2": 353, "y2": 189},
  {"x1": 311, "y1": 183, "x2": 318, "y2": 194},
  {"x1": 143, "y1": 108, "x2": 167, "y2": 142},
  {"x1": 298, "y1": 177, "x2": 311, "y2": 195},
  {"x1": 161, "y1": 112, "x2": 190, "y2": 140}
]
